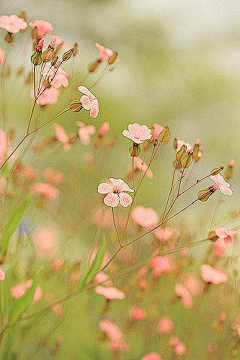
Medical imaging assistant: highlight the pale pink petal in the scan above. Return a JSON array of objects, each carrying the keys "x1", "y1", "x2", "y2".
[
  {"x1": 104, "y1": 193, "x2": 120, "y2": 207},
  {"x1": 119, "y1": 192, "x2": 132, "y2": 207},
  {"x1": 98, "y1": 182, "x2": 113, "y2": 194}
]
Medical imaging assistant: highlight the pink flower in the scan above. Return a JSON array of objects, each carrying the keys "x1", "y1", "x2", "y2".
[
  {"x1": 201, "y1": 264, "x2": 228, "y2": 284},
  {"x1": 44, "y1": 168, "x2": 65, "y2": 185},
  {"x1": 176, "y1": 139, "x2": 193, "y2": 153},
  {"x1": 122, "y1": 123, "x2": 152, "y2": 144},
  {"x1": 158, "y1": 317, "x2": 174, "y2": 334},
  {"x1": 11, "y1": 279, "x2": 33, "y2": 299},
  {"x1": 42, "y1": 63, "x2": 69, "y2": 88},
  {"x1": 95, "y1": 42, "x2": 113, "y2": 61},
  {"x1": 142, "y1": 353, "x2": 163, "y2": 360},
  {"x1": 210, "y1": 174, "x2": 232, "y2": 196},
  {"x1": 134, "y1": 157, "x2": 153, "y2": 178},
  {"x1": 0, "y1": 15, "x2": 27, "y2": 33},
  {"x1": 131, "y1": 306, "x2": 147, "y2": 321},
  {"x1": 154, "y1": 227, "x2": 178, "y2": 242},
  {"x1": 132, "y1": 206, "x2": 158, "y2": 228},
  {"x1": 213, "y1": 238, "x2": 227, "y2": 258},
  {"x1": 78, "y1": 86, "x2": 99, "y2": 119},
  {"x1": 31, "y1": 183, "x2": 59, "y2": 198},
  {"x1": 99, "y1": 319, "x2": 123, "y2": 341},
  {"x1": 215, "y1": 227, "x2": 237, "y2": 244},
  {"x1": 169, "y1": 337, "x2": 186, "y2": 355},
  {"x1": 35, "y1": 87, "x2": 59, "y2": 106},
  {"x1": 22, "y1": 166, "x2": 37, "y2": 180},
  {"x1": 33, "y1": 286, "x2": 43, "y2": 302},
  {"x1": 94, "y1": 272, "x2": 112, "y2": 287},
  {"x1": 98, "y1": 178, "x2": 134, "y2": 208},
  {"x1": 152, "y1": 123, "x2": 163, "y2": 140},
  {"x1": 50, "y1": 34, "x2": 70, "y2": 50},
  {"x1": 29, "y1": 20, "x2": 53, "y2": 39},
  {"x1": 54, "y1": 124, "x2": 70, "y2": 150},
  {"x1": 76, "y1": 121, "x2": 95, "y2": 145},
  {"x1": 0, "y1": 268, "x2": 5, "y2": 281},
  {"x1": 99, "y1": 122, "x2": 110, "y2": 137},
  {"x1": 0, "y1": 47, "x2": 4, "y2": 65},
  {"x1": 95, "y1": 286, "x2": 125, "y2": 300},
  {"x1": 175, "y1": 283, "x2": 193, "y2": 308},
  {"x1": 32, "y1": 228, "x2": 58, "y2": 259},
  {"x1": 151, "y1": 255, "x2": 173, "y2": 276},
  {"x1": 0, "y1": 130, "x2": 8, "y2": 166}
]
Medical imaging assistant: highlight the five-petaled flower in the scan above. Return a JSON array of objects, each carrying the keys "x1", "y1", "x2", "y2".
[
  {"x1": 210, "y1": 174, "x2": 232, "y2": 196},
  {"x1": 122, "y1": 123, "x2": 152, "y2": 144},
  {"x1": 98, "y1": 178, "x2": 134, "y2": 207},
  {"x1": 78, "y1": 86, "x2": 99, "y2": 119},
  {"x1": 29, "y1": 19, "x2": 53, "y2": 39},
  {"x1": 0, "y1": 15, "x2": 27, "y2": 34}
]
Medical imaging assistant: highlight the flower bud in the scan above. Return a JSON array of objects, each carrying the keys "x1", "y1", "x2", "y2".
[
  {"x1": 70, "y1": 102, "x2": 82, "y2": 112},
  {"x1": 208, "y1": 230, "x2": 219, "y2": 242},
  {"x1": 5, "y1": 32, "x2": 13, "y2": 44},
  {"x1": 181, "y1": 152, "x2": 193, "y2": 168},
  {"x1": 18, "y1": 9, "x2": 27, "y2": 22},
  {"x1": 48, "y1": 38, "x2": 56, "y2": 51},
  {"x1": 225, "y1": 159, "x2": 234, "y2": 180},
  {"x1": 193, "y1": 139, "x2": 202, "y2": 162},
  {"x1": 130, "y1": 143, "x2": 141, "y2": 157},
  {"x1": 210, "y1": 166, "x2": 224, "y2": 176},
  {"x1": 62, "y1": 48, "x2": 74, "y2": 61},
  {"x1": 36, "y1": 39, "x2": 44, "y2": 53},
  {"x1": 108, "y1": 51, "x2": 118, "y2": 65},
  {"x1": 88, "y1": 60, "x2": 100, "y2": 73},
  {"x1": 198, "y1": 187, "x2": 215, "y2": 202},
  {"x1": 31, "y1": 52, "x2": 42, "y2": 66},
  {"x1": 51, "y1": 56, "x2": 58, "y2": 67},
  {"x1": 173, "y1": 138, "x2": 178, "y2": 150},
  {"x1": 73, "y1": 43, "x2": 78, "y2": 57},
  {"x1": 176, "y1": 145, "x2": 186, "y2": 161},
  {"x1": 158, "y1": 126, "x2": 171, "y2": 143}
]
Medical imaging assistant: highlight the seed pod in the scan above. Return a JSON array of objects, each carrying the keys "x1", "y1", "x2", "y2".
[
  {"x1": 210, "y1": 166, "x2": 224, "y2": 176},
  {"x1": 70, "y1": 102, "x2": 82, "y2": 112},
  {"x1": 108, "y1": 51, "x2": 118, "y2": 65},
  {"x1": 62, "y1": 48, "x2": 74, "y2": 61},
  {"x1": 181, "y1": 152, "x2": 192, "y2": 168},
  {"x1": 208, "y1": 231, "x2": 219, "y2": 242},
  {"x1": 88, "y1": 60, "x2": 99, "y2": 73},
  {"x1": 198, "y1": 187, "x2": 214, "y2": 202},
  {"x1": 5, "y1": 32, "x2": 13, "y2": 44},
  {"x1": 31, "y1": 52, "x2": 42, "y2": 66},
  {"x1": 158, "y1": 126, "x2": 171, "y2": 143},
  {"x1": 130, "y1": 143, "x2": 141, "y2": 157}
]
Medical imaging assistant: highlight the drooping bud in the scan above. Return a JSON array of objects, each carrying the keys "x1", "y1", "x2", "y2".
[
  {"x1": 158, "y1": 126, "x2": 171, "y2": 143},
  {"x1": 225, "y1": 159, "x2": 234, "y2": 180},
  {"x1": 208, "y1": 230, "x2": 219, "y2": 242},
  {"x1": 130, "y1": 143, "x2": 141, "y2": 157},
  {"x1": 62, "y1": 48, "x2": 74, "y2": 61},
  {"x1": 108, "y1": 51, "x2": 118, "y2": 65},
  {"x1": 210, "y1": 166, "x2": 224, "y2": 176},
  {"x1": 5, "y1": 32, "x2": 13, "y2": 44},
  {"x1": 70, "y1": 102, "x2": 82, "y2": 112},
  {"x1": 88, "y1": 60, "x2": 100, "y2": 73},
  {"x1": 73, "y1": 43, "x2": 78, "y2": 57}
]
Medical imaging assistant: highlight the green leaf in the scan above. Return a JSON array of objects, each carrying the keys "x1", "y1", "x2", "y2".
[
  {"x1": 78, "y1": 236, "x2": 106, "y2": 291},
  {"x1": 8, "y1": 279, "x2": 36, "y2": 327},
  {"x1": 0, "y1": 197, "x2": 30, "y2": 255}
]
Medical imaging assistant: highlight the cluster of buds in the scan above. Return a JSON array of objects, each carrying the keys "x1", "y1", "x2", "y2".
[
  {"x1": 158, "y1": 126, "x2": 171, "y2": 143},
  {"x1": 173, "y1": 139, "x2": 193, "y2": 170}
]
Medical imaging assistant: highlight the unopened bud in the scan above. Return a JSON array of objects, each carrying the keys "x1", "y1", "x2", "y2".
[
  {"x1": 158, "y1": 126, "x2": 171, "y2": 143},
  {"x1": 48, "y1": 38, "x2": 56, "y2": 51},
  {"x1": 5, "y1": 32, "x2": 13, "y2": 44},
  {"x1": 51, "y1": 56, "x2": 58, "y2": 67},
  {"x1": 225, "y1": 159, "x2": 234, "y2": 180},
  {"x1": 130, "y1": 143, "x2": 141, "y2": 157},
  {"x1": 36, "y1": 39, "x2": 44, "y2": 53},
  {"x1": 176, "y1": 145, "x2": 186, "y2": 161},
  {"x1": 210, "y1": 166, "x2": 224, "y2": 176},
  {"x1": 198, "y1": 187, "x2": 215, "y2": 202},
  {"x1": 62, "y1": 48, "x2": 74, "y2": 61},
  {"x1": 70, "y1": 102, "x2": 82, "y2": 112},
  {"x1": 108, "y1": 51, "x2": 118, "y2": 65},
  {"x1": 173, "y1": 138, "x2": 178, "y2": 150},
  {"x1": 208, "y1": 231, "x2": 219, "y2": 242},
  {"x1": 18, "y1": 9, "x2": 27, "y2": 22},
  {"x1": 88, "y1": 60, "x2": 99, "y2": 73},
  {"x1": 73, "y1": 43, "x2": 78, "y2": 57},
  {"x1": 181, "y1": 152, "x2": 193, "y2": 168},
  {"x1": 31, "y1": 52, "x2": 42, "y2": 66}
]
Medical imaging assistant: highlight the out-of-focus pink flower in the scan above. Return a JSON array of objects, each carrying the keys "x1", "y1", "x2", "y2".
[
  {"x1": 42, "y1": 63, "x2": 69, "y2": 88},
  {"x1": 99, "y1": 122, "x2": 110, "y2": 137},
  {"x1": 44, "y1": 168, "x2": 65, "y2": 185},
  {"x1": 134, "y1": 157, "x2": 153, "y2": 178},
  {"x1": 33, "y1": 286, "x2": 43, "y2": 302},
  {"x1": 50, "y1": 34, "x2": 70, "y2": 50},
  {"x1": 201, "y1": 264, "x2": 228, "y2": 284},
  {"x1": 154, "y1": 227, "x2": 178, "y2": 242},
  {"x1": 51, "y1": 259, "x2": 64, "y2": 271},
  {"x1": 31, "y1": 182, "x2": 59, "y2": 198},
  {"x1": 11, "y1": 279, "x2": 33, "y2": 299},
  {"x1": 210, "y1": 174, "x2": 232, "y2": 196},
  {"x1": 176, "y1": 139, "x2": 193, "y2": 153},
  {"x1": 0, "y1": 15, "x2": 27, "y2": 33},
  {"x1": 0, "y1": 47, "x2": 4, "y2": 65},
  {"x1": 98, "y1": 178, "x2": 134, "y2": 208},
  {"x1": 93, "y1": 208, "x2": 112, "y2": 227},
  {"x1": 215, "y1": 227, "x2": 237, "y2": 244},
  {"x1": 54, "y1": 124, "x2": 70, "y2": 151},
  {"x1": 32, "y1": 228, "x2": 58, "y2": 259},
  {"x1": 51, "y1": 303, "x2": 63, "y2": 317},
  {"x1": 182, "y1": 273, "x2": 204, "y2": 296},
  {"x1": 219, "y1": 312, "x2": 227, "y2": 323},
  {"x1": 94, "y1": 272, "x2": 112, "y2": 287},
  {"x1": 95, "y1": 42, "x2": 113, "y2": 61},
  {"x1": 0, "y1": 130, "x2": 8, "y2": 166},
  {"x1": 232, "y1": 324, "x2": 240, "y2": 339},
  {"x1": 142, "y1": 353, "x2": 163, "y2": 360},
  {"x1": 78, "y1": 86, "x2": 99, "y2": 119},
  {"x1": 213, "y1": 238, "x2": 227, "y2": 258},
  {"x1": 76, "y1": 121, "x2": 95, "y2": 145},
  {"x1": 35, "y1": 87, "x2": 59, "y2": 106},
  {"x1": 95, "y1": 286, "x2": 125, "y2": 300},
  {"x1": 169, "y1": 337, "x2": 186, "y2": 355},
  {"x1": 22, "y1": 165, "x2": 37, "y2": 180},
  {"x1": 158, "y1": 316, "x2": 174, "y2": 334},
  {"x1": 0, "y1": 268, "x2": 5, "y2": 281},
  {"x1": 29, "y1": 19, "x2": 53, "y2": 39},
  {"x1": 152, "y1": 123, "x2": 163, "y2": 140},
  {"x1": 151, "y1": 255, "x2": 173, "y2": 276},
  {"x1": 122, "y1": 123, "x2": 152, "y2": 144},
  {"x1": 99, "y1": 319, "x2": 128, "y2": 351},
  {"x1": 175, "y1": 283, "x2": 193, "y2": 308},
  {"x1": 138, "y1": 267, "x2": 147, "y2": 277},
  {"x1": 131, "y1": 206, "x2": 158, "y2": 228},
  {"x1": 131, "y1": 306, "x2": 147, "y2": 321}
]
